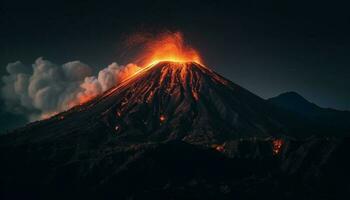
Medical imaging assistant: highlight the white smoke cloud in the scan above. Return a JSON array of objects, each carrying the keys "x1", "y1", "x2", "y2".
[{"x1": 1, "y1": 57, "x2": 140, "y2": 121}]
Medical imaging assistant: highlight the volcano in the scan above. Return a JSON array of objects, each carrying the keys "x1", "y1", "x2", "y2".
[
  {"x1": 95, "y1": 61, "x2": 292, "y2": 142},
  {"x1": 5, "y1": 61, "x2": 313, "y2": 145},
  {"x1": 1, "y1": 61, "x2": 349, "y2": 199}
]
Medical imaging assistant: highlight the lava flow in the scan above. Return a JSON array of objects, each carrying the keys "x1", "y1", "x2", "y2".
[
  {"x1": 94, "y1": 32, "x2": 206, "y2": 101},
  {"x1": 272, "y1": 139, "x2": 284, "y2": 155}
]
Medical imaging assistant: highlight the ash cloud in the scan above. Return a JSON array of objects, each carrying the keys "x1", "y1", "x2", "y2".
[{"x1": 1, "y1": 57, "x2": 140, "y2": 122}]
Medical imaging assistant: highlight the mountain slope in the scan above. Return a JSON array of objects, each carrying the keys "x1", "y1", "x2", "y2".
[
  {"x1": 3, "y1": 61, "x2": 320, "y2": 147},
  {"x1": 268, "y1": 92, "x2": 350, "y2": 136},
  {"x1": 268, "y1": 92, "x2": 323, "y2": 116},
  {"x1": 1, "y1": 61, "x2": 349, "y2": 199}
]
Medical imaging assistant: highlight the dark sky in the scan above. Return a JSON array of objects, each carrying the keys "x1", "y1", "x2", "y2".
[{"x1": 1, "y1": 0, "x2": 349, "y2": 111}]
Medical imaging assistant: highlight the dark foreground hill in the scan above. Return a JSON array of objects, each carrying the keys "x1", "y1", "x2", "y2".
[{"x1": 0, "y1": 138, "x2": 349, "y2": 200}]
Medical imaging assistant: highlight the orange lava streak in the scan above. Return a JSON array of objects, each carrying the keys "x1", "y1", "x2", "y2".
[
  {"x1": 127, "y1": 31, "x2": 203, "y2": 67},
  {"x1": 272, "y1": 139, "x2": 284, "y2": 155},
  {"x1": 159, "y1": 115, "x2": 166, "y2": 122}
]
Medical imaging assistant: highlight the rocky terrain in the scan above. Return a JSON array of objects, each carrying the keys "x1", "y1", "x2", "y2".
[{"x1": 0, "y1": 61, "x2": 349, "y2": 199}]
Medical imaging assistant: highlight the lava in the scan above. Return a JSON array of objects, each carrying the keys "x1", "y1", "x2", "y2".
[
  {"x1": 159, "y1": 115, "x2": 166, "y2": 122},
  {"x1": 126, "y1": 31, "x2": 203, "y2": 67},
  {"x1": 272, "y1": 139, "x2": 284, "y2": 155},
  {"x1": 211, "y1": 144, "x2": 225, "y2": 152}
]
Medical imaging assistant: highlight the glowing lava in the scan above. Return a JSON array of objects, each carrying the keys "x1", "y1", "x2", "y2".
[
  {"x1": 159, "y1": 115, "x2": 166, "y2": 122},
  {"x1": 272, "y1": 139, "x2": 284, "y2": 155},
  {"x1": 127, "y1": 31, "x2": 203, "y2": 67}
]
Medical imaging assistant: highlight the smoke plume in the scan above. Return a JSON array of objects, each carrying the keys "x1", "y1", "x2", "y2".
[{"x1": 1, "y1": 57, "x2": 140, "y2": 121}]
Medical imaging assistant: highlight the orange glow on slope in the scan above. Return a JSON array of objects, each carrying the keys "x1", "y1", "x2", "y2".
[
  {"x1": 71, "y1": 32, "x2": 203, "y2": 108},
  {"x1": 272, "y1": 139, "x2": 284, "y2": 155},
  {"x1": 117, "y1": 63, "x2": 143, "y2": 82},
  {"x1": 40, "y1": 111, "x2": 59, "y2": 120},
  {"x1": 159, "y1": 115, "x2": 166, "y2": 122},
  {"x1": 40, "y1": 32, "x2": 203, "y2": 121},
  {"x1": 127, "y1": 31, "x2": 203, "y2": 67},
  {"x1": 67, "y1": 63, "x2": 142, "y2": 109},
  {"x1": 211, "y1": 144, "x2": 225, "y2": 152}
]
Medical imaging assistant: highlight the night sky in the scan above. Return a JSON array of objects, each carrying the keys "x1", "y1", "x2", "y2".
[{"x1": 1, "y1": 0, "x2": 349, "y2": 123}]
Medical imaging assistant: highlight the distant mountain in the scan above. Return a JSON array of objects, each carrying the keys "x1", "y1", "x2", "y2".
[
  {"x1": 268, "y1": 92, "x2": 350, "y2": 136},
  {"x1": 268, "y1": 92, "x2": 322, "y2": 116}
]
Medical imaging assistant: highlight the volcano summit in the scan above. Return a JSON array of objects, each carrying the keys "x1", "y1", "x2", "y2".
[{"x1": 0, "y1": 61, "x2": 349, "y2": 199}]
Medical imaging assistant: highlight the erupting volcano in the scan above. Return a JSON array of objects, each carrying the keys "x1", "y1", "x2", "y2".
[
  {"x1": 1, "y1": 32, "x2": 349, "y2": 200},
  {"x1": 10, "y1": 60, "x2": 312, "y2": 146},
  {"x1": 26, "y1": 32, "x2": 309, "y2": 144}
]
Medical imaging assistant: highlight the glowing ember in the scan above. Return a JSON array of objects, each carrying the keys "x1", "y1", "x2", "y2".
[
  {"x1": 126, "y1": 31, "x2": 203, "y2": 67},
  {"x1": 216, "y1": 145, "x2": 225, "y2": 152},
  {"x1": 211, "y1": 144, "x2": 225, "y2": 152},
  {"x1": 159, "y1": 115, "x2": 166, "y2": 122},
  {"x1": 272, "y1": 139, "x2": 284, "y2": 155},
  {"x1": 40, "y1": 112, "x2": 59, "y2": 120}
]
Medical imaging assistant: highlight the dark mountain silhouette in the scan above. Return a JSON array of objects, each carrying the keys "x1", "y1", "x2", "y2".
[
  {"x1": 0, "y1": 62, "x2": 349, "y2": 199},
  {"x1": 268, "y1": 92, "x2": 350, "y2": 136},
  {"x1": 268, "y1": 92, "x2": 323, "y2": 116}
]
